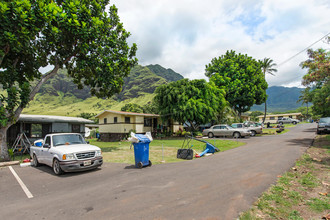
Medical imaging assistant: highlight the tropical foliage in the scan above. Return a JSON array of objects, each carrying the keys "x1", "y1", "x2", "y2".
[
  {"x1": 205, "y1": 50, "x2": 268, "y2": 117},
  {"x1": 154, "y1": 79, "x2": 226, "y2": 131},
  {"x1": 121, "y1": 103, "x2": 144, "y2": 113},
  {"x1": 301, "y1": 48, "x2": 330, "y2": 116},
  {"x1": 0, "y1": 0, "x2": 137, "y2": 160}
]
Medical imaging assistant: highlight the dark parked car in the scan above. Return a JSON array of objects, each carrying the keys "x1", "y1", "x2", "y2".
[{"x1": 317, "y1": 117, "x2": 330, "y2": 134}]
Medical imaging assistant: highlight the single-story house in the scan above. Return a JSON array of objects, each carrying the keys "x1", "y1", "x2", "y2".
[
  {"x1": 95, "y1": 110, "x2": 182, "y2": 141},
  {"x1": 7, "y1": 114, "x2": 94, "y2": 145},
  {"x1": 257, "y1": 113, "x2": 303, "y2": 123}
]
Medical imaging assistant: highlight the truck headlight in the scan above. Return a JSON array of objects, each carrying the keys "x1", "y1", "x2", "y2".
[
  {"x1": 95, "y1": 150, "x2": 102, "y2": 156},
  {"x1": 63, "y1": 153, "x2": 75, "y2": 160}
]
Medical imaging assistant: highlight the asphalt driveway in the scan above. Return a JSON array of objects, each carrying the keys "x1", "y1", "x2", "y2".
[{"x1": 0, "y1": 123, "x2": 316, "y2": 220}]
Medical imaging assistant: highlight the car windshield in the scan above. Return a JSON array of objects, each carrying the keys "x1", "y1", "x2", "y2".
[
  {"x1": 319, "y1": 117, "x2": 330, "y2": 123},
  {"x1": 52, "y1": 134, "x2": 85, "y2": 146}
]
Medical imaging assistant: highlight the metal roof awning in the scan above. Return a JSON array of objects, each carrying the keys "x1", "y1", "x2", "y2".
[{"x1": 18, "y1": 114, "x2": 94, "y2": 124}]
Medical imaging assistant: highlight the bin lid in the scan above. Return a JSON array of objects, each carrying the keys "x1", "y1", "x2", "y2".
[{"x1": 134, "y1": 134, "x2": 151, "y2": 143}]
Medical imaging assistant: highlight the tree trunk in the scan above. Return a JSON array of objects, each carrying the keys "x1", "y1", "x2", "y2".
[
  {"x1": 0, "y1": 126, "x2": 10, "y2": 161},
  {"x1": 0, "y1": 64, "x2": 61, "y2": 161},
  {"x1": 263, "y1": 100, "x2": 267, "y2": 123}
]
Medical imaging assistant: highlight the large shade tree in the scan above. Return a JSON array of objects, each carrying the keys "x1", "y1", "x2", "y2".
[
  {"x1": 154, "y1": 79, "x2": 226, "y2": 131},
  {"x1": 205, "y1": 50, "x2": 268, "y2": 119},
  {"x1": 259, "y1": 58, "x2": 277, "y2": 123},
  {"x1": 301, "y1": 48, "x2": 330, "y2": 116},
  {"x1": 0, "y1": 0, "x2": 137, "y2": 160}
]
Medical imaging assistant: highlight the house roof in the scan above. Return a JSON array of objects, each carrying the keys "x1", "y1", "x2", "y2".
[
  {"x1": 18, "y1": 114, "x2": 94, "y2": 124},
  {"x1": 257, "y1": 112, "x2": 302, "y2": 118},
  {"x1": 95, "y1": 110, "x2": 160, "y2": 118}
]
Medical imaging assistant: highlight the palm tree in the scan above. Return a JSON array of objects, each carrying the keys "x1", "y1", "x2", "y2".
[
  {"x1": 259, "y1": 58, "x2": 277, "y2": 123},
  {"x1": 297, "y1": 87, "x2": 312, "y2": 120}
]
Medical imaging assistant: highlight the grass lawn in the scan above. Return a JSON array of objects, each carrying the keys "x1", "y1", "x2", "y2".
[
  {"x1": 89, "y1": 138, "x2": 245, "y2": 165},
  {"x1": 239, "y1": 135, "x2": 330, "y2": 219}
]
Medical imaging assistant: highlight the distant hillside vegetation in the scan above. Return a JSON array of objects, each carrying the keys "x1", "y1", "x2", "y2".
[
  {"x1": 21, "y1": 64, "x2": 304, "y2": 116},
  {"x1": 115, "y1": 65, "x2": 168, "y2": 100},
  {"x1": 147, "y1": 64, "x2": 184, "y2": 82},
  {"x1": 251, "y1": 86, "x2": 304, "y2": 112},
  {"x1": 23, "y1": 64, "x2": 184, "y2": 116}
]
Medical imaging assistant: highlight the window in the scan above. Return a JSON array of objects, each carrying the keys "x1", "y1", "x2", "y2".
[
  {"x1": 125, "y1": 117, "x2": 130, "y2": 123},
  {"x1": 278, "y1": 116, "x2": 283, "y2": 119},
  {"x1": 31, "y1": 124, "x2": 42, "y2": 138},
  {"x1": 104, "y1": 118, "x2": 107, "y2": 124},
  {"x1": 289, "y1": 116, "x2": 292, "y2": 118},
  {"x1": 213, "y1": 126, "x2": 221, "y2": 130},
  {"x1": 72, "y1": 124, "x2": 80, "y2": 133},
  {"x1": 114, "y1": 117, "x2": 118, "y2": 123},
  {"x1": 144, "y1": 118, "x2": 152, "y2": 127},
  {"x1": 45, "y1": 136, "x2": 51, "y2": 145},
  {"x1": 270, "y1": 117, "x2": 275, "y2": 120}
]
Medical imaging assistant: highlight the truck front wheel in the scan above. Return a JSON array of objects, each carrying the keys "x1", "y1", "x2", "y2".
[
  {"x1": 32, "y1": 154, "x2": 40, "y2": 167},
  {"x1": 53, "y1": 159, "x2": 63, "y2": 175}
]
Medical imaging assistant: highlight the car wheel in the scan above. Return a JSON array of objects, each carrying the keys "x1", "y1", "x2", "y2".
[
  {"x1": 233, "y1": 132, "x2": 241, "y2": 138},
  {"x1": 53, "y1": 159, "x2": 63, "y2": 175},
  {"x1": 292, "y1": 121, "x2": 297, "y2": 125},
  {"x1": 208, "y1": 132, "x2": 214, "y2": 138},
  {"x1": 32, "y1": 154, "x2": 40, "y2": 167},
  {"x1": 250, "y1": 130, "x2": 256, "y2": 137},
  {"x1": 316, "y1": 130, "x2": 321, "y2": 135}
]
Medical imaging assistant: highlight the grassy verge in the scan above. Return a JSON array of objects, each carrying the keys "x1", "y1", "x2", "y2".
[
  {"x1": 239, "y1": 135, "x2": 330, "y2": 219},
  {"x1": 89, "y1": 138, "x2": 245, "y2": 165}
]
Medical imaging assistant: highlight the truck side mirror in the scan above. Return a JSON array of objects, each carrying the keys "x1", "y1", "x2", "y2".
[{"x1": 43, "y1": 143, "x2": 50, "y2": 148}]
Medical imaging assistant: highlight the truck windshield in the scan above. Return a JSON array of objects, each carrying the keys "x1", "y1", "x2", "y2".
[{"x1": 53, "y1": 134, "x2": 85, "y2": 146}]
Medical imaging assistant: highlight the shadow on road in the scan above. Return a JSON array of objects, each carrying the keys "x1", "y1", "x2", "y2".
[
  {"x1": 302, "y1": 128, "x2": 316, "y2": 133},
  {"x1": 285, "y1": 138, "x2": 314, "y2": 147},
  {"x1": 124, "y1": 165, "x2": 137, "y2": 169},
  {"x1": 32, "y1": 165, "x2": 101, "y2": 177}
]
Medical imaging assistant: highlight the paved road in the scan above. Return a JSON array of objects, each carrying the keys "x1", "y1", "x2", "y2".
[{"x1": 0, "y1": 123, "x2": 316, "y2": 220}]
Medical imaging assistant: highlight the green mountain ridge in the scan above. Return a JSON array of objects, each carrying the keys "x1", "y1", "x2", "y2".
[
  {"x1": 21, "y1": 64, "x2": 304, "y2": 116},
  {"x1": 23, "y1": 64, "x2": 184, "y2": 116},
  {"x1": 251, "y1": 86, "x2": 305, "y2": 112}
]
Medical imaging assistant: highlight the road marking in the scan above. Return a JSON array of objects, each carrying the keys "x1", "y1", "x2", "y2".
[{"x1": 9, "y1": 166, "x2": 33, "y2": 199}]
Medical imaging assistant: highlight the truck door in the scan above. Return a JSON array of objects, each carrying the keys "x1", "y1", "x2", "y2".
[{"x1": 41, "y1": 136, "x2": 53, "y2": 166}]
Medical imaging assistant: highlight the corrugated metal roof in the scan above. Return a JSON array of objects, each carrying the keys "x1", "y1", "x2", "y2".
[
  {"x1": 257, "y1": 112, "x2": 302, "y2": 118},
  {"x1": 95, "y1": 110, "x2": 160, "y2": 118},
  {"x1": 18, "y1": 114, "x2": 94, "y2": 124}
]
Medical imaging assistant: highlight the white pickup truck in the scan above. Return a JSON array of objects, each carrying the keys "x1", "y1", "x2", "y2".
[{"x1": 30, "y1": 133, "x2": 103, "y2": 175}]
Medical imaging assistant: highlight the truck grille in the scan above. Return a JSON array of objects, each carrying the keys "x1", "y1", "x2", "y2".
[{"x1": 76, "y1": 152, "x2": 95, "y2": 160}]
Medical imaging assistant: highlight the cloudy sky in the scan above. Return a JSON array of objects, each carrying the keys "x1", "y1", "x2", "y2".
[{"x1": 112, "y1": 0, "x2": 330, "y2": 87}]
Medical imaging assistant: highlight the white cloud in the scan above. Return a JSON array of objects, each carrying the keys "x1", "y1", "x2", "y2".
[{"x1": 112, "y1": 0, "x2": 330, "y2": 87}]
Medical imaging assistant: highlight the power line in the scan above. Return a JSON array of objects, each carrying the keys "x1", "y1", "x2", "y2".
[{"x1": 277, "y1": 31, "x2": 330, "y2": 67}]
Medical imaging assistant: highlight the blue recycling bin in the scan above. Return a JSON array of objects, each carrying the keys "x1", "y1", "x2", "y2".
[{"x1": 133, "y1": 134, "x2": 152, "y2": 168}]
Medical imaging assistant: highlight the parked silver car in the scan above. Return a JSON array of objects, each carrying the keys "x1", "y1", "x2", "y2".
[
  {"x1": 277, "y1": 117, "x2": 300, "y2": 125},
  {"x1": 231, "y1": 123, "x2": 262, "y2": 136},
  {"x1": 202, "y1": 124, "x2": 251, "y2": 138}
]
